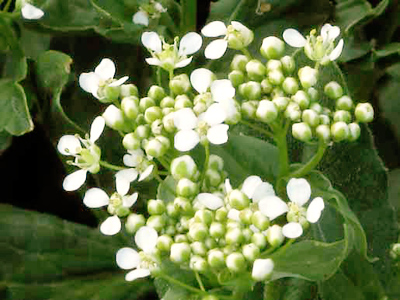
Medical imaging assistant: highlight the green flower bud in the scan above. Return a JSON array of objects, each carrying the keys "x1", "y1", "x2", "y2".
[
  {"x1": 102, "y1": 105, "x2": 125, "y2": 131},
  {"x1": 116, "y1": 205, "x2": 130, "y2": 217},
  {"x1": 239, "y1": 208, "x2": 253, "y2": 225},
  {"x1": 242, "y1": 243, "x2": 260, "y2": 262},
  {"x1": 242, "y1": 228, "x2": 252, "y2": 244},
  {"x1": 148, "y1": 199, "x2": 166, "y2": 215},
  {"x1": 226, "y1": 252, "x2": 246, "y2": 272},
  {"x1": 102, "y1": 85, "x2": 120, "y2": 102},
  {"x1": 272, "y1": 87, "x2": 284, "y2": 98},
  {"x1": 292, "y1": 122, "x2": 312, "y2": 142},
  {"x1": 174, "y1": 197, "x2": 193, "y2": 214},
  {"x1": 310, "y1": 102, "x2": 322, "y2": 114},
  {"x1": 151, "y1": 119, "x2": 163, "y2": 136},
  {"x1": 251, "y1": 211, "x2": 270, "y2": 231},
  {"x1": 175, "y1": 234, "x2": 189, "y2": 243},
  {"x1": 139, "y1": 97, "x2": 156, "y2": 113},
  {"x1": 240, "y1": 81, "x2": 262, "y2": 100},
  {"x1": 348, "y1": 122, "x2": 361, "y2": 141},
  {"x1": 390, "y1": 243, "x2": 400, "y2": 259},
  {"x1": 146, "y1": 215, "x2": 166, "y2": 232},
  {"x1": 193, "y1": 102, "x2": 207, "y2": 115},
  {"x1": 355, "y1": 102, "x2": 374, "y2": 123},
  {"x1": 316, "y1": 124, "x2": 331, "y2": 142},
  {"x1": 120, "y1": 84, "x2": 139, "y2": 98},
  {"x1": 170, "y1": 74, "x2": 191, "y2": 95},
  {"x1": 121, "y1": 96, "x2": 140, "y2": 120},
  {"x1": 144, "y1": 106, "x2": 163, "y2": 124},
  {"x1": 190, "y1": 255, "x2": 208, "y2": 272},
  {"x1": 272, "y1": 96, "x2": 289, "y2": 112},
  {"x1": 251, "y1": 232, "x2": 267, "y2": 249},
  {"x1": 292, "y1": 90, "x2": 310, "y2": 110},
  {"x1": 162, "y1": 113, "x2": 175, "y2": 133},
  {"x1": 176, "y1": 178, "x2": 199, "y2": 198},
  {"x1": 307, "y1": 87, "x2": 319, "y2": 102},
  {"x1": 160, "y1": 96, "x2": 175, "y2": 108},
  {"x1": 166, "y1": 202, "x2": 179, "y2": 218},
  {"x1": 123, "y1": 133, "x2": 141, "y2": 150},
  {"x1": 282, "y1": 77, "x2": 299, "y2": 95},
  {"x1": 188, "y1": 222, "x2": 208, "y2": 241},
  {"x1": 246, "y1": 59, "x2": 266, "y2": 81},
  {"x1": 260, "y1": 36, "x2": 285, "y2": 59},
  {"x1": 333, "y1": 110, "x2": 351, "y2": 123},
  {"x1": 226, "y1": 219, "x2": 241, "y2": 230},
  {"x1": 171, "y1": 155, "x2": 198, "y2": 180},
  {"x1": 209, "y1": 222, "x2": 226, "y2": 239},
  {"x1": 302, "y1": 109, "x2": 320, "y2": 127},
  {"x1": 205, "y1": 237, "x2": 218, "y2": 249},
  {"x1": 331, "y1": 121, "x2": 349, "y2": 142},
  {"x1": 319, "y1": 114, "x2": 330, "y2": 125},
  {"x1": 157, "y1": 235, "x2": 173, "y2": 252},
  {"x1": 256, "y1": 100, "x2": 278, "y2": 123},
  {"x1": 174, "y1": 94, "x2": 192, "y2": 110},
  {"x1": 228, "y1": 189, "x2": 250, "y2": 210},
  {"x1": 134, "y1": 124, "x2": 150, "y2": 140},
  {"x1": 145, "y1": 136, "x2": 168, "y2": 158},
  {"x1": 225, "y1": 228, "x2": 244, "y2": 245},
  {"x1": 285, "y1": 102, "x2": 301, "y2": 122},
  {"x1": 205, "y1": 168, "x2": 223, "y2": 187},
  {"x1": 208, "y1": 154, "x2": 224, "y2": 171},
  {"x1": 240, "y1": 101, "x2": 256, "y2": 118},
  {"x1": 268, "y1": 70, "x2": 284, "y2": 85},
  {"x1": 266, "y1": 225, "x2": 284, "y2": 247},
  {"x1": 194, "y1": 209, "x2": 214, "y2": 226},
  {"x1": 207, "y1": 249, "x2": 225, "y2": 268},
  {"x1": 230, "y1": 54, "x2": 249, "y2": 72},
  {"x1": 125, "y1": 213, "x2": 146, "y2": 234},
  {"x1": 191, "y1": 241, "x2": 208, "y2": 256},
  {"x1": 280, "y1": 55, "x2": 295, "y2": 74},
  {"x1": 324, "y1": 81, "x2": 343, "y2": 100},
  {"x1": 135, "y1": 113, "x2": 146, "y2": 125},
  {"x1": 228, "y1": 70, "x2": 245, "y2": 87},
  {"x1": 148, "y1": 85, "x2": 166, "y2": 103},
  {"x1": 226, "y1": 22, "x2": 254, "y2": 50},
  {"x1": 215, "y1": 207, "x2": 228, "y2": 222},
  {"x1": 336, "y1": 95, "x2": 353, "y2": 111},
  {"x1": 298, "y1": 66, "x2": 318, "y2": 88},
  {"x1": 170, "y1": 242, "x2": 191, "y2": 263}
]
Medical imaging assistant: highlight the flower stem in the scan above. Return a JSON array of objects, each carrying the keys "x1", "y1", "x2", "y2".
[
  {"x1": 194, "y1": 271, "x2": 206, "y2": 291},
  {"x1": 332, "y1": 61, "x2": 350, "y2": 95},
  {"x1": 157, "y1": 157, "x2": 170, "y2": 171},
  {"x1": 289, "y1": 140, "x2": 327, "y2": 178},
  {"x1": 180, "y1": 0, "x2": 197, "y2": 32},
  {"x1": 200, "y1": 141, "x2": 210, "y2": 190},
  {"x1": 158, "y1": 272, "x2": 205, "y2": 294},
  {"x1": 99, "y1": 161, "x2": 125, "y2": 171},
  {"x1": 240, "y1": 47, "x2": 252, "y2": 60},
  {"x1": 157, "y1": 68, "x2": 162, "y2": 87},
  {"x1": 273, "y1": 124, "x2": 290, "y2": 179}
]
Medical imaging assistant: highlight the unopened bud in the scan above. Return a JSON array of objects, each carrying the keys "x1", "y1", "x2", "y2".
[
  {"x1": 252, "y1": 258, "x2": 274, "y2": 281},
  {"x1": 170, "y1": 74, "x2": 191, "y2": 95},
  {"x1": 292, "y1": 90, "x2": 310, "y2": 110},
  {"x1": 260, "y1": 78, "x2": 273, "y2": 94},
  {"x1": 226, "y1": 252, "x2": 246, "y2": 272},
  {"x1": 242, "y1": 243, "x2": 260, "y2": 262},
  {"x1": 355, "y1": 102, "x2": 374, "y2": 123},
  {"x1": 228, "y1": 70, "x2": 245, "y2": 87},
  {"x1": 102, "y1": 85, "x2": 120, "y2": 102},
  {"x1": 225, "y1": 228, "x2": 244, "y2": 245},
  {"x1": 331, "y1": 121, "x2": 349, "y2": 142},
  {"x1": 285, "y1": 102, "x2": 301, "y2": 122},
  {"x1": 191, "y1": 241, "x2": 207, "y2": 256},
  {"x1": 120, "y1": 84, "x2": 139, "y2": 98},
  {"x1": 260, "y1": 36, "x2": 285, "y2": 59},
  {"x1": 302, "y1": 109, "x2": 320, "y2": 127},
  {"x1": 148, "y1": 199, "x2": 166, "y2": 215},
  {"x1": 282, "y1": 77, "x2": 299, "y2": 95},
  {"x1": 190, "y1": 255, "x2": 208, "y2": 272},
  {"x1": 125, "y1": 213, "x2": 145, "y2": 234},
  {"x1": 123, "y1": 133, "x2": 141, "y2": 150},
  {"x1": 102, "y1": 105, "x2": 125, "y2": 131},
  {"x1": 139, "y1": 97, "x2": 156, "y2": 113},
  {"x1": 176, "y1": 178, "x2": 199, "y2": 198},
  {"x1": 205, "y1": 168, "x2": 223, "y2": 187},
  {"x1": 121, "y1": 96, "x2": 140, "y2": 120},
  {"x1": 292, "y1": 122, "x2": 312, "y2": 142},
  {"x1": 170, "y1": 242, "x2": 191, "y2": 263},
  {"x1": 208, "y1": 154, "x2": 224, "y2": 171},
  {"x1": 157, "y1": 235, "x2": 173, "y2": 252},
  {"x1": 298, "y1": 66, "x2": 318, "y2": 88},
  {"x1": 146, "y1": 215, "x2": 166, "y2": 231},
  {"x1": 226, "y1": 22, "x2": 254, "y2": 50},
  {"x1": 310, "y1": 102, "x2": 322, "y2": 114},
  {"x1": 245, "y1": 59, "x2": 266, "y2": 81},
  {"x1": 160, "y1": 96, "x2": 175, "y2": 108},
  {"x1": 134, "y1": 124, "x2": 150, "y2": 140},
  {"x1": 272, "y1": 96, "x2": 289, "y2": 112},
  {"x1": 324, "y1": 81, "x2": 343, "y2": 99},
  {"x1": 228, "y1": 189, "x2": 250, "y2": 210},
  {"x1": 148, "y1": 85, "x2": 166, "y2": 103},
  {"x1": 145, "y1": 136, "x2": 169, "y2": 158},
  {"x1": 208, "y1": 249, "x2": 225, "y2": 268},
  {"x1": 188, "y1": 222, "x2": 208, "y2": 241},
  {"x1": 281, "y1": 55, "x2": 295, "y2": 74},
  {"x1": 251, "y1": 232, "x2": 267, "y2": 249},
  {"x1": 239, "y1": 208, "x2": 253, "y2": 225},
  {"x1": 336, "y1": 95, "x2": 353, "y2": 111},
  {"x1": 268, "y1": 70, "x2": 284, "y2": 85},
  {"x1": 230, "y1": 54, "x2": 249, "y2": 72},
  {"x1": 307, "y1": 87, "x2": 318, "y2": 102},
  {"x1": 348, "y1": 122, "x2": 361, "y2": 141},
  {"x1": 266, "y1": 224, "x2": 284, "y2": 247},
  {"x1": 319, "y1": 114, "x2": 330, "y2": 125},
  {"x1": 171, "y1": 155, "x2": 198, "y2": 180},
  {"x1": 316, "y1": 124, "x2": 331, "y2": 142},
  {"x1": 256, "y1": 100, "x2": 278, "y2": 123},
  {"x1": 239, "y1": 81, "x2": 262, "y2": 100},
  {"x1": 215, "y1": 207, "x2": 228, "y2": 222},
  {"x1": 333, "y1": 110, "x2": 351, "y2": 123},
  {"x1": 251, "y1": 211, "x2": 270, "y2": 231},
  {"x1": 209, "y1": 222, "x2": 226, "y2": 239}
]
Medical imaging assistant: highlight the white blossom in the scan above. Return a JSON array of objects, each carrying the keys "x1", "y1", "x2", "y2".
[
  {"x1": 196, "y1": 193, "x2": 224, "y2": 210},
  {"x1": 190, "y1": 68, "x2": 214, "y2": 94},
  {"x1": 123, "y1": 149, "x2": 154, "y2": 181},
  {"x1": 21, "y1": 3, "x2": 44, "y2": 19},
  {"x1": 132, "y1": 1, "x2": 167, "y2": 27},
  {"x1": 252, "y1": 258, "x2": 274, "y2": 281}
]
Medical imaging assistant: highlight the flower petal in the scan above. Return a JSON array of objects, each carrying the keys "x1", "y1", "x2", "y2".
[
  {"x1": 306, "y1": 197, "x2": 324, "y2": 223},
  {"x1": 133, "y1": 11, "x2": 149, "y2": 26},
  {"x1": 90, "y1": 116, "x2": 105, "y2": 143},
  {"x1": 282, "y1": 222, "x2": 303, "y2": 238},
  {"x1": 320, "y1": 23, "x2": 333, "y2": 41},
  {"x1": 174, "y1": 108, "x2": 198, "y2": 130},
  {"x1": 109, "y1": 76, "x2": 129, "y2": 87},
  {"x1": 197, "y1": 193, "x2": 224, "y2": 210},
  {"x1": 190, "y1": 68, "x2": 214, "y2": 94},
  {"x1": 100, "y1": 215, "x2": 121, "y2": 235},
  {"x1": 204, "y1": 103, "x2": 226, "y2": 126},
  {"x1": 95, "y1": 58, "x2": 116, "y2": 81},
  {"x1": 79, "y1": 72, "x2": 100, "y2": 94},
  {"x1": 207, "y1": 124, "x2": 229, "y2": 145},
  {"x1": 283, "y1": 28, "x2": 306, "y2": 47},
  {"x1": 258, "y1": 196, "x2": 289, "y2": 220},
  {"x1": 252, "y1": 182, "x2": 276, "y2": 203},
  {"x1": 286, "y1": 178, "x2": 311, "y2": 206},
  {"x1": 252, "y1": 258, "x2": 274, "y2": 281},
  {"x1": 57, "y1": 135, "x2": 81, "y2": 155},
  {"x1": 123, "y1": 192, "x2": 138, "y2": 208},
  {"x1": 241, "y1": 176, "x2": 263, "y2": 199},
  {"x1": 174, "y1": 57, "x2": 193, "y2": 68},
  {"x1": 116, "y1": 247, "x2": 141, "y2": 269},
  {"x1": 63, "y1": 169, "x2": 87, "y2": 191},
  {"x1": 201, "y1": 21, "x2": 227, "y2": 37},
  {"x1": 228, "y1": 208, "x2": 240, "y2": 221},
  {"x1": 179, "y1": 32, "x2": 202, "y2": 55},
  {"x1": 145, "y1": 57, "x2": 162, "y2": 66},
  {"x1": 116, "y1": 169, "x2": 139, "y2": 195},
  {"x1": 204, "y1": 39, "x2": 228, "y2": 59},
  {"x1": 83, "y1": 188, "x2": 109, "y2": 208},
  {"x1": 141, "y1": 32, "x2": 162, "y2": 53},
  {"x1": 211, "y1": 79, "x2": 235, "y2": 102},
  {"x1": 21, "y1": 3, "x2": 44, "y2": 20},
  {"x1": 174, "y1": 130, "x2": 200, "y2": 151},
  {"x1": 135, "y1": 226, "x2": 158, "y2": 253},
  {"x1": 225, "y1": 178, "x2": 232, "y2": 193},
  {"x1": 125, "y1": 268, "x2": 151, "y2": 281},
  {"x1": 139, "y1": 165, "x2": 154, "y2": 181},
  {"x1": 329, "y1": 39, "x2": 344, "y2": 61}
]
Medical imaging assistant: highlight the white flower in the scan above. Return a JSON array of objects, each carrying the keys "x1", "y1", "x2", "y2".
[
  {"x1": 196, "y1": 193, "x2": 224, "y2": 210},
  {"x1": 252, "y1": 258, "x2": 274, "y2": 281},
  {"x1": 79, "y1": 58, "x2": 128, "y2": 100},
  {"x1": 116, "y1": 226, "x2": 158, "y2": 281},
  {"x1": 241, "y1": 175, "x2": 275, "y2": 203},
  {"x1": 133, "y1": 11, "x2": 150, "y2": 26},
  {"x1": 173, "y1": 106, "x2": 229, "y2": 151},
  {"x1": 141, "y1": 31, "x2": 202, "y2": 71},
  {"x1": 209, "y1": 79, "x2": 240, "y2": 123},
  {"x1": 21, "y1": 3, "x2": 44, "y2": 19},
  {"x1": 132, "y1": 1, "x2": 167, "y2": 27},
  {"x1": 123, "y1": 149, "x2": 154, "y2": 181},
  {"x1": 57, "y1": 117, "x2": 105, "y2": 191},
  {"x1": 258, "y1": 178, "x2": 324, "y2": 239},
  {"x1": 283, "y1": 24, "x2": 344, "y2": 64},
  {"x1": 201, "y1": 21, "x2": 253, "y2": 59},
  {"x1": 190, "y1": 68, "x2": 214, "y2": 94}
]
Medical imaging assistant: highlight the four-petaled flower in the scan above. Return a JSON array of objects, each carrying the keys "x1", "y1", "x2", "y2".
[
  {"x1": 123, "y1": 149, "x2": 155, "y2": 181},
  {"x1": 283, "y1": 24, "x2": 344, "y2": 64},
  {"x1": 57, "y1": 117, "x2": 105, "y2": 191},
  {"x1": 141, "y1": 31, "x2": 202, "y2": 71}
]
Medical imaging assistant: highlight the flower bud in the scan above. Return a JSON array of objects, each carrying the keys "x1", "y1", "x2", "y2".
[
  {"x1": 208, "y1": 154, "x2": 224, "y2": 171},
  {"x1": 251, "y1": 232, "x2": 267, "y2": 249},
  {"x1": 272, "y1": 96, "x2": 289, "y2": 112},
  {"x1": 298, "y1": 66, "x2": 318, "y2": 88},
  {"x1": 252, "y1": 258, "x2": 274, "y2": 281},
  {"x1": 169, "y1": 74, "x2": 191, "y2": 95},
  {"x1": 170, "y1": 242, "x2": 191, "y2": 263},
  {"x1": 239, "y1": 81, "x2": 262, "y2": 100},
  {"x1": 134, "y1": 124, "x2": 150, "y2": 140},
  {"x1": 148, "y1": 199, "x2": 166, "y2": 215},
  {"x1": 176, "y1": 178, "x2": 199, "y2": 198},
  {"x1": 191, "y1": 241, "x2": 208, "y2": 256},
  {"x1": 228, "y1": 189, "x2": 250, "y2": 210},
  {"x1": 228, "y1": 70, "x2": 245, "y2": 87},
  {"x1": 319, "y1": 114, "x2": 330, "y2": 125},
  {"x1": 268, "y1": 70, "x2": 284, "y2": 85},
  {"x1": 285, "y1": 102, "x2": 301, "y2": 122},
  {"x1": 355, "y1": 102, "x2": 374, "y2": 123},
  {"x1": 302, "y1": 109, "x2": 320, "y2": 127},
  {"x1": 215, "y1": 207, "x2": 228, "y2": 222},
  {"x1": 145, "y1": 136, "x2": 168, "y2": 158},
  {"x1": 266, "y1": 225, "x2": 284, "y2": 247},
  {"x1": 123, "y1": 133, "x2": 141, "y2": 150},
  {"x1": 282, "y1": 77, "x2": 299, "y2": 95},
  {"x1": 194, "y1": 209, "x2": 213, "y2": 225},
  {"x1": 226, "y1": 22, "x2": 254, "y2": 50},
  {"x1": 246, "y1": 59, "x2": 266, "y2": 81},
  {"x1": 230, "y1": 54, "x2": 249, "y2": 72},
  {"x1": 324, "y1": 81, "x2": 343, "y2": 99},
  {"x1": 307, "y1": 87, "x2": 318, "y2": 102},
  {"x1": 348, "y1": 122, "x2": 361, "y2": 141},
  {"x1": 160, "y1": 96, "x2": 175, "y2": 108},
  {"x1": 242, "y1": 243, "x2": 260, "y2": 262},
  {"x1": 166, "y1": 202, "x2": 179, "y2": 218},
  {"x1": 316, "y1": 124, "x2": 331, "y2": 142},
  {"x1": 292, "y1": 122, "x2": 312, "y2": 142},
  {"x1": 280, "y1": 55, "x2": 295, "y2": 74},
  {"x1": 174, "y1": 94, "x2": 192, "y2": 110},
  {"x1": 157, "y1": 235, "x2": 173, "y2": 252},
  {"x1": 239, "y1": 208, "x2": 253, "y2": 225},
  {"x1": 256, "y1": 100, "x2": 278, "y2": 123},
  {"x1": 251, "y1": 211, "x2": 270, "y2": 231},
  {"x1": 120, "y1": 84, "x2": 139, "y2": 98},
  {"x1": 188, "y1": 222, "x2": 208, "y2": 241},
  {"x1": 390, "y1": 243, "x2": 400, "y2": 259},
  {"x1": 121, "y1": 96, "x2": 140, "y2": 120},
  {"x1": 205, "y1": 168, "x2": 223, "y2": 187},
  {"x1": 336, "y1": 95, "x2": 353, "y2": 111},
  {"x1": 292, "y1": 90, "x2": 310, "y2": 110},
  {"x1": 205, "y1": 237, "x2": 218, "y2": 249},
  {"x1": 174, "y1": 197, "x2": 193, "y2": 214},
  {"x1": 333, "y1": 110, "x2": 351, "y2": 123},
  {"x1": 331, "y1": 121, "x2": 349, "y2": 142},
  {"x1": 171, "y1": 155, "x2": 198, "y2": 180},
  {"x1": 190, "y1": 255, "x2": 208, "y2": 272},
  {"x1": 260, "y1": 36, "x2": 285, "y2": 59},
  {"x1": 125, "y1": 213, "x2": 145, "y2": 234},
  {"x1": 102, "y1": 105, "x2": 125, "y2": 131},
  {"x1": 310, "y1": 102, "x2": 322, "y2": 114},
  {"x1": 226, "y1": 252, "x2": 246, "y2": 272},
  {"x1": 143, "y1": 107, "x2": 162, "y2": 124},
  {"x1": 101, "y1": 85, "x2": 120, "y2": 102},
  {"x1": 162, "y1": 113, "x2": 175, "y2": 133},
  {"x1": 225, "y1": 228, "x2": 244, "y2": 245},
  {"x1": 260, "y1": 78, "x2": 273, "y2": 94},
  {"x1": 207, "y1": 249, "x2": 225, "y2": 268},
  {"x1": 146, "y1": 215, "x2": 166, "y2": 232},
  {"x1": 139, "y1": 97, "x2": 156, "y2": 113},
  {"x1": 209, "y1": 222, "x2": 226, "y2": 239},
  {"x1": 148, "y1": 85, "x2": 166, "y2": 103}
]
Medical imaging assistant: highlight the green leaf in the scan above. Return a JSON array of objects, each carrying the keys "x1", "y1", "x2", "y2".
[
  {"x1": 0, "y1": 131, "x2": 12, "y2": 152},
  {"x1": 20, "y1": 27, "x2": 51, "y2": 60},
  {"x1": 388, "y1": 168, "x2": 400, "y2": 218},
  {"x1": 386, "y1": 62, "x2": 400, "y2": 79},
  {"x1": 0, "y1": 204, "x2": 154, "y2": 300},
  {"x1": 373, "y1": 42, "x2": 400, "y2": 58},
  {"x1": 318, "y1": 270, "x2": 365, "y2": 300},
  {"x1": 157, "y1": 175, "x2": 176, "y2": 202},
  {"x1": 0, "y1": 79, "x2": 33, "y2": 136}
]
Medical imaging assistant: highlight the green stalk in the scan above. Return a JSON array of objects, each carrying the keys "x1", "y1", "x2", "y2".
[
  {"x1": 99, "y1": 161, "x2": 125, "y2": 171},
  {"x1": 200, "y1": 141, "x2": 210, "y2": 191},
  {"x1": 289, "y1": 141, "x2": 327, "y2": 178},
  {"x1": 180, "y1": 0, "x2": 197, "y2": 32},
  {"x1": 228, "y1": 0, "x2": 247, "y2": 22},
  {"x1": 240, "y1": 47, "x2": 252, "y2": 60},
  {"x1": 273, "y1": 125, "x2": 290, "y2": 179}
]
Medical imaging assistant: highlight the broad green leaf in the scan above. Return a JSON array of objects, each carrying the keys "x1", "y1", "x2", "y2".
[
  {"x1": 157, "y1": 175, "x2": 176, "y2": 202},
  {"x1": 0, "y1": 131, "x2": 12, "y2": 152},
  {"x1": 318, "y1": 270, "x2": 365, "y2": 300},
  {"x1": 0, "y1": 204, "x2": 154, "y2": 300},
  {"x1": 282, "y1": 279, "x2": 317, "y2": 300},
  {"x1": 338, "y1": 35, "x2": 372, "y2": 62},
  {"x1": 0, "y1": 79, "x2": 33, "y2": 135},
  {"x1": 386, "y1": 62, "x2": 400, "y2": 79},
  {"x1": 20, "y1": 27, "x2": 51, "y2": 60},
  {"x1": 373, "y1": 43, "x2": 400, "y2": 58}
]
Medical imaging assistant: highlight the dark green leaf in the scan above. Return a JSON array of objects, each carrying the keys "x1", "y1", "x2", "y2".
[
  {"x1": 373, "y1": 42, "x2": 400, "y2": 58},
  {"x1": 20, "y1": 27, "x2": 51, "y2": 60},
  {"x1": 386, "y1": 62, "x2": 400, "y2": 79},
  {"x1": 157, "y1": 175, "x2": 176, "y2": 202},
  {"x1": 0, "y1": 131, "x2": 12, "y2": 152},
  {"x1": 318, "y1": 270, "x2": 365, "y2": 300}
]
